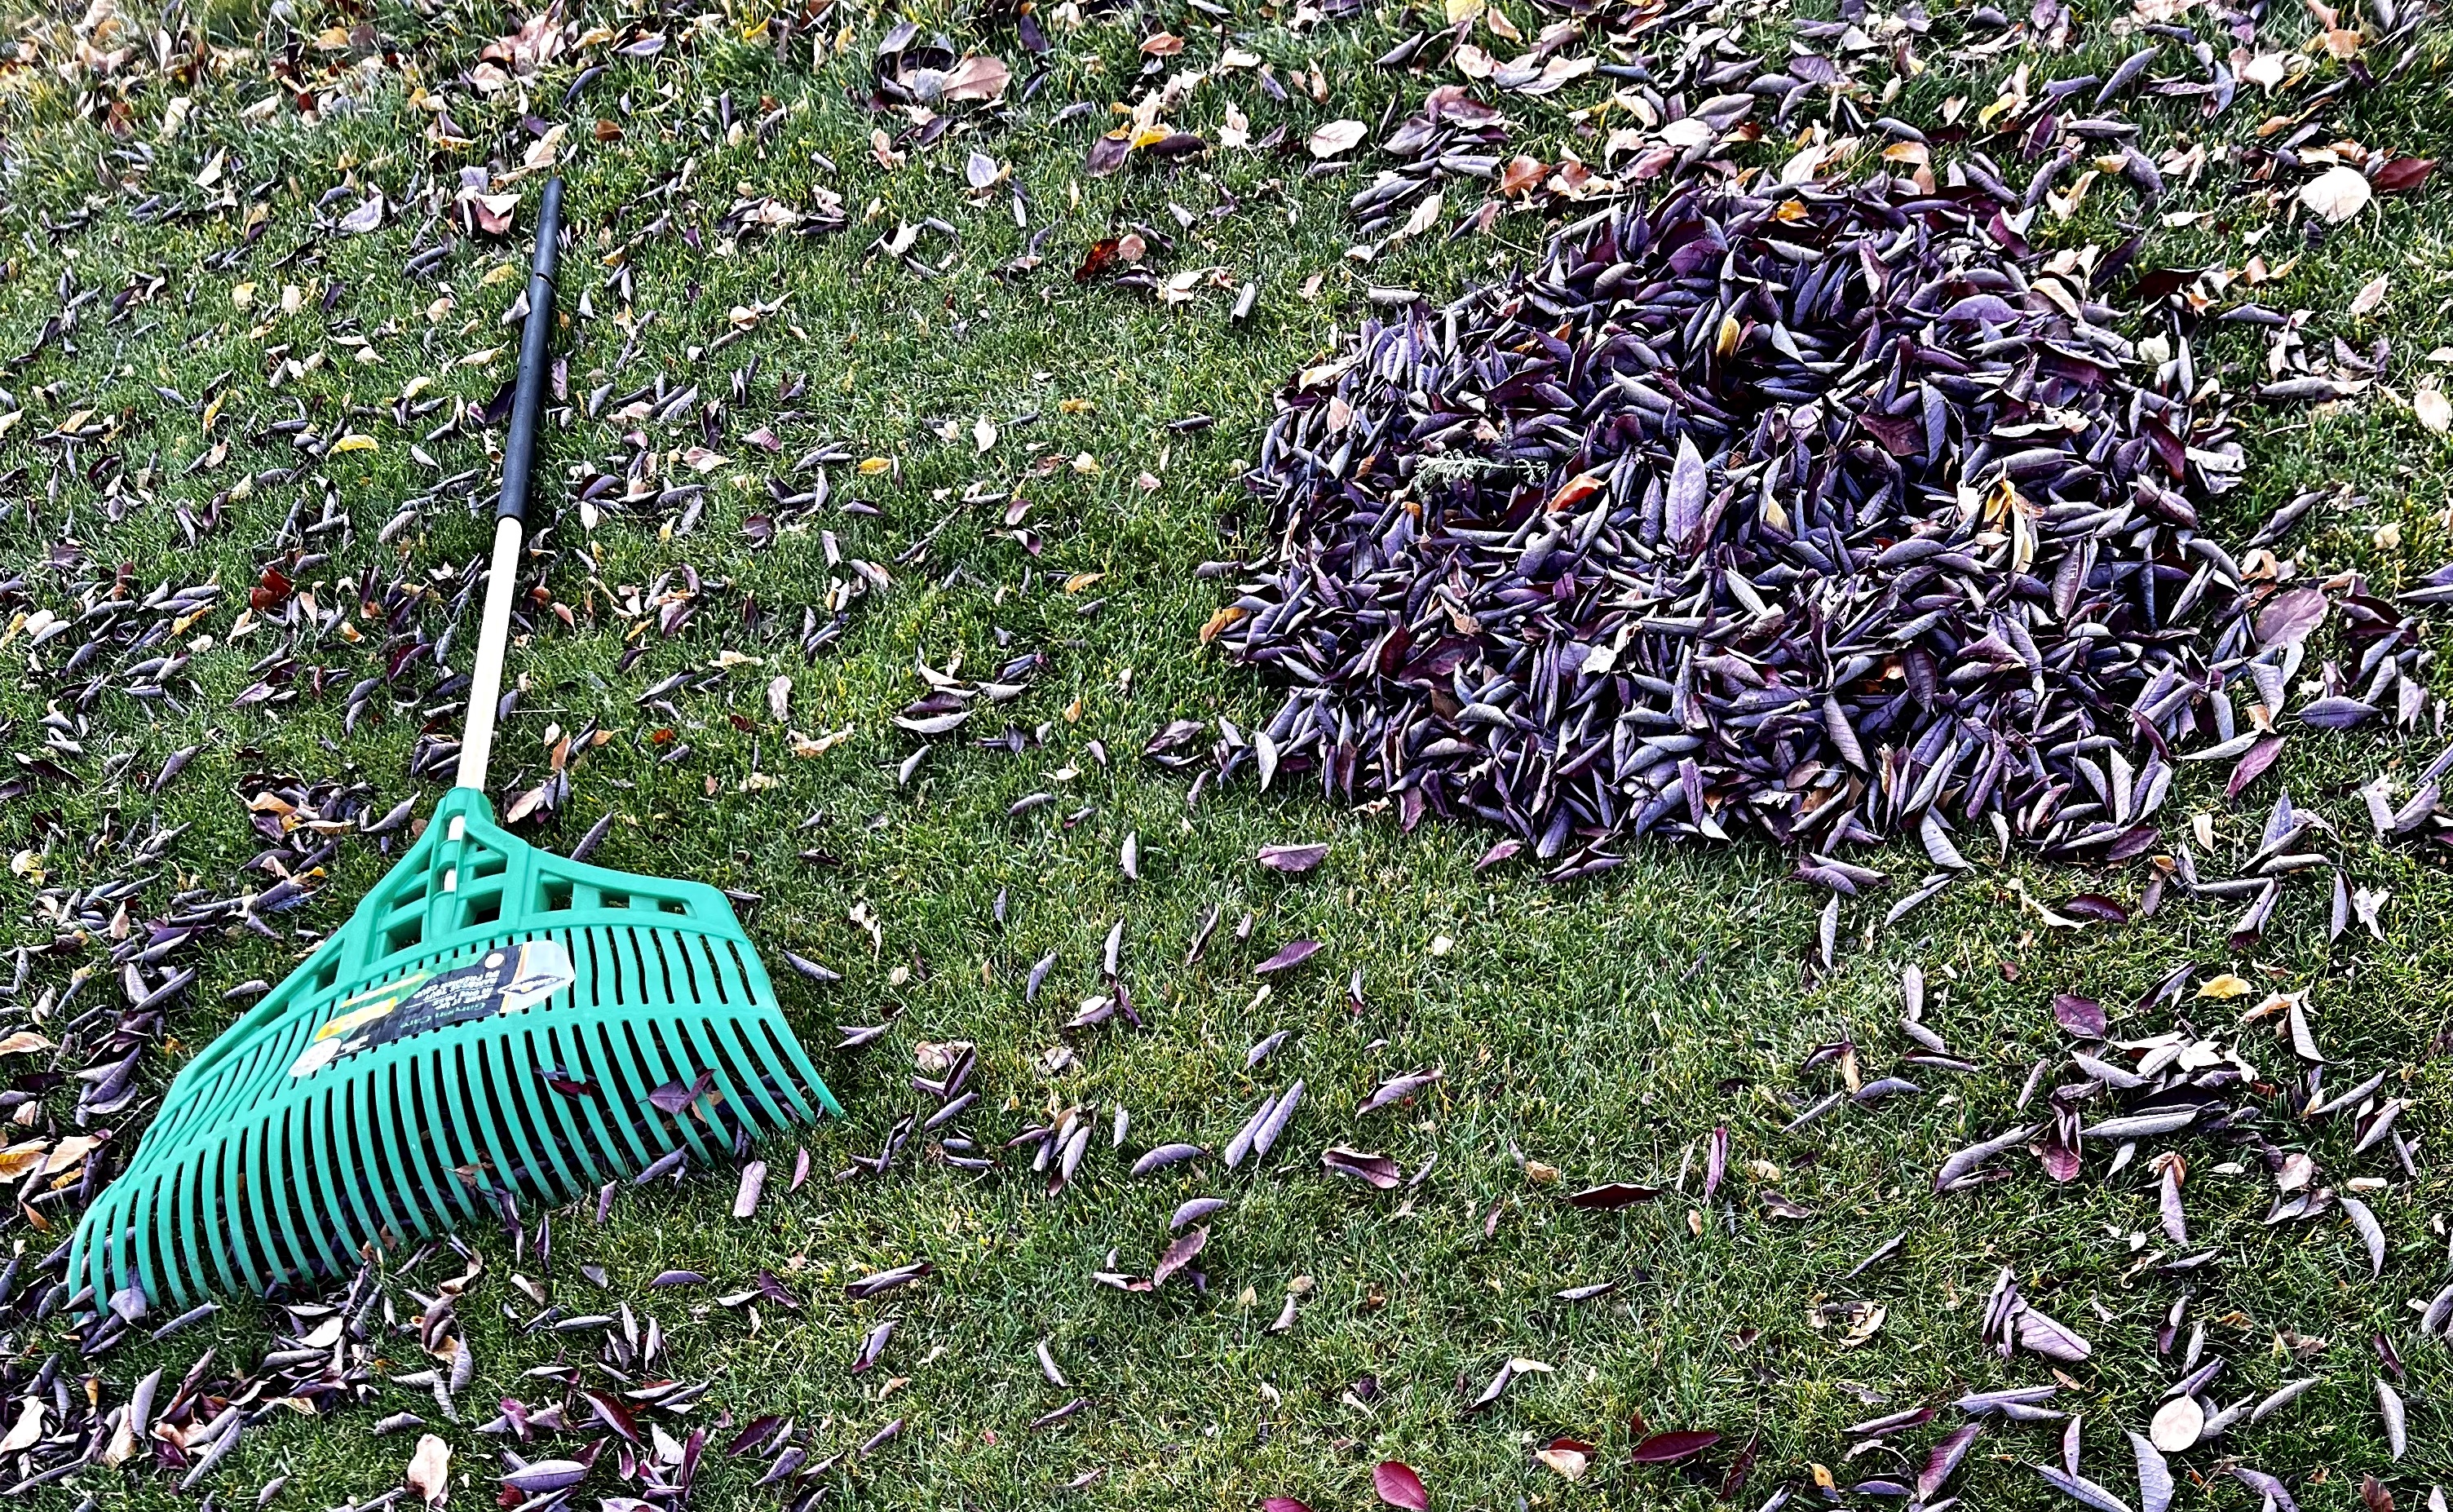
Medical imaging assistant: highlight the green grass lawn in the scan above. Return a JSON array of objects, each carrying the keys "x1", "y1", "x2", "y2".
[{"x1": 4, "y1": 0, "x2": 2453, "y2": 1506}]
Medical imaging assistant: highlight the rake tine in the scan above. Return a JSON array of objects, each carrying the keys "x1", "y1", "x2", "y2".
[
  {"x1": 396, "y1": 1054, "x2": 471, "y2": 1236},
  {"x1": 575, "y1": 1019, "x2": 657, "y2": 1170},
  {"x1": 341, "y1": 1076, "x2": 411, "y2": 1263}
]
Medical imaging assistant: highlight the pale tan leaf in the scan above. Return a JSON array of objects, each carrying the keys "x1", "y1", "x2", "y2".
[
  {"x1": 1307, "y1": 119, "x2": 1368, "y2": 158},
  {"x1": 2299, "y1": 164, "x2": 2373, "y2": 223},
  {"x1": 406, "y1": 1433, "x2": 452, "y2": 1507}
]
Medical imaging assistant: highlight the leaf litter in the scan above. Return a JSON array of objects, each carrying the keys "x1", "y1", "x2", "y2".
[{"x1": 0, "y1": 0, "x2": 2444, "y2": 1502}]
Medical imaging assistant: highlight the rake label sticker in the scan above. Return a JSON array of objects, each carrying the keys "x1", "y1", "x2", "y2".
[{"x1": 289, "y1": 939, "x2": 576, "y2": 1077}]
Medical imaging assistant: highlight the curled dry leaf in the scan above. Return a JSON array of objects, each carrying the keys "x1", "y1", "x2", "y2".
[
  {"x1": 2034, "y1": 1463, "x2": 2137, "y2": 1512},
  {"x1": 2129, "y1": 1431, "x2": 2174, "y2": 1512},
  {"x1": 1323, "y1": 1147, "x2": 1403, "y2": 1189},
  {"x1": 1151, "y1": 1226, "x2": 1208, "y2": 1287},
  {"x1": 2376, "y1": 1376, "x2": 2407, "y2": 1458}
]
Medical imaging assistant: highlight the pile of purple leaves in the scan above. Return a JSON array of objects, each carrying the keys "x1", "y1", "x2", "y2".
[{"x1": 1214, "y1": 175, "x2": 2344, "y2": 881}]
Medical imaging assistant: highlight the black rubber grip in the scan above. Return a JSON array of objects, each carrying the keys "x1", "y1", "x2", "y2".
[{"x1": 496, "y1": 175, "x2": 565, "y2": 526}]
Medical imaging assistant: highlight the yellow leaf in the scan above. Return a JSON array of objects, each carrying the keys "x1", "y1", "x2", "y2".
[
  {"x1": 329, "y1": 435, "x2": 376, "y2": 453},
  {"x1": 0, "y1": 1140, "x2": 47, "y2": 1179},
  {"x1": 858, "y1": 457, "x2": 891, "y2": 475},
  {"x1": 2196, "y1": 972, "x2": 2254, "y2": 999},
  {"x1": 0, "y1": 1031, "x2": 53, "y2": 1057},
  {"x1": 1199, "y1": 604, "x2": 1249, "y2": 643}
]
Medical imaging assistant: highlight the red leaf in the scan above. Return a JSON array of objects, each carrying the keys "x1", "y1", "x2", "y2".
[
  {"x1": 1372, "y1": 1461, "x2": 1430, "y2": 1510},
  {"x1": 2374, "y1": 157, "x2": 2433, "y2": 193},
  {"x1": 250, "y1": 566, "x2": 294, "y2": 611},
  {"x1": 1074, "y1": 237, "x2": 1121, "y2": 283},
  {"x1": 1567, "y1": 1182, "x2": 1661, "y2": 1209},
  {"x1": 1631, "y1": 1430, "x2": 1722, "y2": 1464},
  {"x1": 1721, "y1": 1433, "x2": 1762, "y2": 1499}
]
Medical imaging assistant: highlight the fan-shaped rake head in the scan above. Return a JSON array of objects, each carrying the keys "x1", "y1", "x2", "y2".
[{"x1": 71, "y1": 789, "x2": 840, "y2": 1307}]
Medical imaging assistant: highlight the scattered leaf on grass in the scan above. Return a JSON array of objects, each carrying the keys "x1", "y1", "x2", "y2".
[
  {"x1": 1373, "y1": 1460, "x2": 1430, "y2": 1509},
  {"x1": 1632, "y1": 1430, "x2": 1722, "y2": 1464}
]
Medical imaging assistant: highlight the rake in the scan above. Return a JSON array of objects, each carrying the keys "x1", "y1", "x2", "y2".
[{"x1": 71, "y1": 178, "x2": 842, "y2": 1308}]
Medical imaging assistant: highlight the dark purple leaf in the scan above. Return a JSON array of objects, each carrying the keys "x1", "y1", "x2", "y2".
[
  {"x1": 1254, "y1": 939, "x2": 1321, "y2": 975},
  {"x1": 1631, "y1": 1430, "x2": 1722, "y2": 1465},
  {"x1": 1567, "y1": 1183, "x2": 1661, "y2": 1209},
  {"x1": 2051, "y1": 994, "x2": 2106, "y2": 1037}
]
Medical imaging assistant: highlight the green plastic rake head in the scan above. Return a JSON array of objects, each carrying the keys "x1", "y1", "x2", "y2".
[
  {"x1": 70, "y1": 179, "x2": 840, "y2": 1308},
  {"x1": 73, "y1": 789, "x2": 841, "y2": 1305}
]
